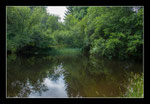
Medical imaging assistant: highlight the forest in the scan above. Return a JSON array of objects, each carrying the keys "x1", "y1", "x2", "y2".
[{"x1": 7, "y1": 6, "x2": 143, "y2": 61}]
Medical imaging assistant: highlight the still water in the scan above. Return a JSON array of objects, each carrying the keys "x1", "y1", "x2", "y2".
[{"x1": 7, "y1": 53, "x2": 143, "y2": 98}]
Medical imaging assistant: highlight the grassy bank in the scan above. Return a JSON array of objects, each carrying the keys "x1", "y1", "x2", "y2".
[
  {"x1": 37, "y1": 47, "x2": 82, "y2": 56},
  {"x1": 124, "y1": 72, "x2": 144, "y2": 97}
]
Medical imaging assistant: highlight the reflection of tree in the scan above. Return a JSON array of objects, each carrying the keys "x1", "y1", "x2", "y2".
[
  {"x1": 7, "y1": 54, "x2": 143, "y2": 97},
  {"x1": 7, "y1": 55, "x2": 57, "y2": 97},
  {"x1": 61, "y1": 55, "x2": 142, "y2": 97}
]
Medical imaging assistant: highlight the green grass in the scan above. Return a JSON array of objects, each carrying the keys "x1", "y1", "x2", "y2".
[
  {"x1": 124, "y1": 72, "x2": 144, "y2": 97},
  {"x1": 38, "y1": 47, "x2": 82, "y2": 56},
  {"x1": 56, "y1": 48, "x2": 81, "y2": 54},
  {"x1": 53, "y1": 48, "x2": 82, "y2": 56}
]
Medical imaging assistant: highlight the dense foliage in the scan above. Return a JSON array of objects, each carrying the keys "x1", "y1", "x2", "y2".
[
  {"x1": 64, "y1": 7, "x2": 143, "y2": 60},
  {"x1": 7, "y1": 6, "x2": 143, "y2": 60},
  {"x1": 7, "y1": 6, "x2": 62, "y2": 52}
]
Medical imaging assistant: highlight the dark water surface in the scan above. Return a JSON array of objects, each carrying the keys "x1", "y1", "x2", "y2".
[{"x1": 7, "y1": 53, "x2": 143, "y2": 98}]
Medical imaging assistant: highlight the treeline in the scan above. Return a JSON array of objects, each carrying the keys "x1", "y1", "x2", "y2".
[
  {"x1": 7, "y1": 6, "x2": 143, "y2": 60},
  {"x1": 7, "y1": 6, "x2": 63, "y2": 53},
  {"x1": 64, "y1": 6, "x2": 143, "y2": 60}
]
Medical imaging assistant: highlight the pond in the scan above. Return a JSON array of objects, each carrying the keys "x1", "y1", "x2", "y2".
[{"x1": 7, "y1": 53, "x2": 143, "y2": 98}]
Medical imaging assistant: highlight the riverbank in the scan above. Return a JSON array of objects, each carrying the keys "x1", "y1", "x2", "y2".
[{"x1": 124, "y1": 72, "x2": 144, "y2": 97}]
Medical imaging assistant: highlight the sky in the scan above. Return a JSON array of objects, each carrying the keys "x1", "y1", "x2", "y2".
[{"x1": 46, "y1": 6, "x2": 67, "y2": 22}]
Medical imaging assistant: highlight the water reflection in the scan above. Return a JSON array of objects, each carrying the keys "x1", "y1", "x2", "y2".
[
  {"x1": 29, "y1": 75, "x2": 67, "y2": 98},
  {"x1": 7, "y1": 54, "x2": 143, "y2": 97}
]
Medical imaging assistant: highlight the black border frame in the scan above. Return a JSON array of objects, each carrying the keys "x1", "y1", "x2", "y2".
[{"x1": 0, "y1": 0, "x2": 146, "y2": 103}]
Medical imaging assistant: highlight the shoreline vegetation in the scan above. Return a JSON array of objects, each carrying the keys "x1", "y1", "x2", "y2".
[
  {"x1": 7, "y1": 6, "x2": 143, "y2": 61},
  {"x1": 7, "y1": 6, "x2": 144, "y2": 97},
  {"x1": 124, "y1": 73, "x2": 144, "y2": 97}
]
